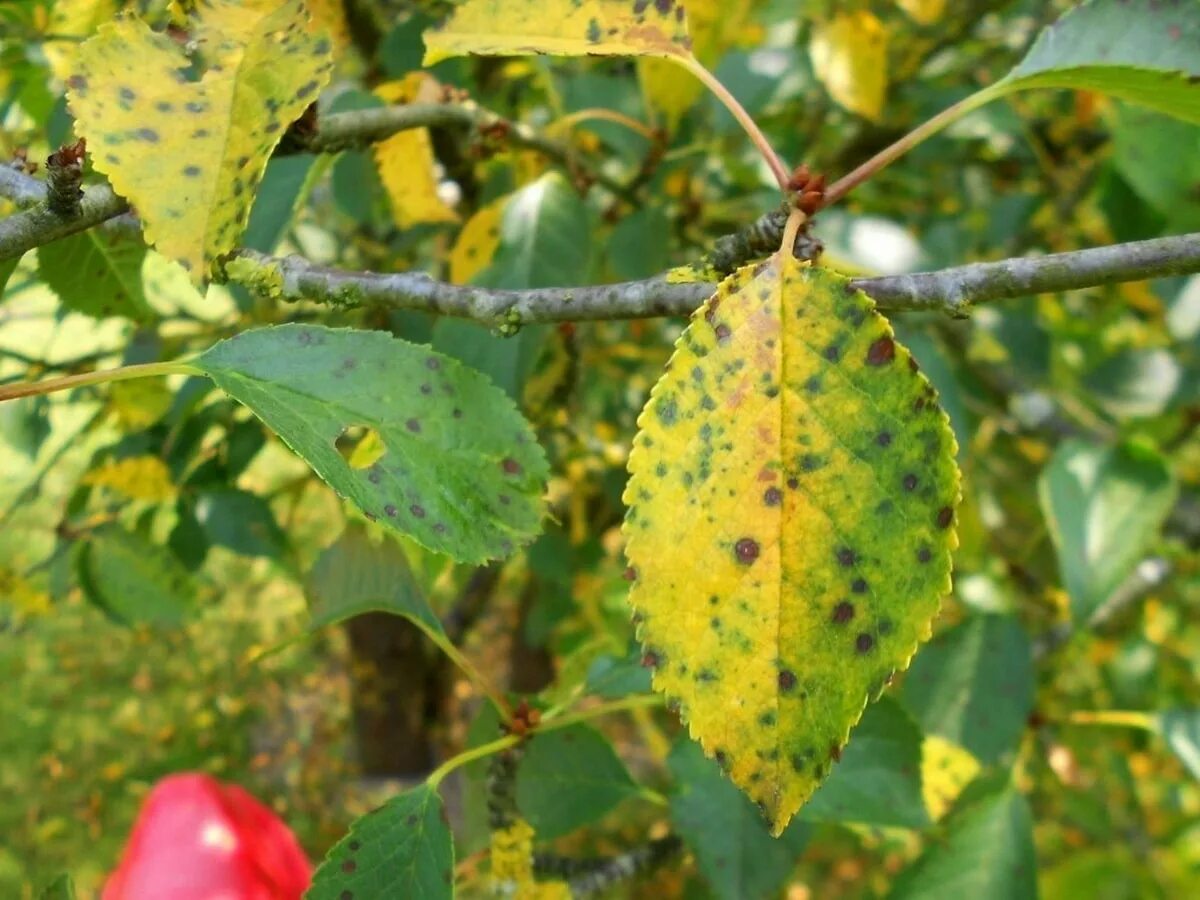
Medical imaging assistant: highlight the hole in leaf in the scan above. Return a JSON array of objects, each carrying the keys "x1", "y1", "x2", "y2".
[{"x1": 335, "y1": 425, "x2": 388, "y2": 470}]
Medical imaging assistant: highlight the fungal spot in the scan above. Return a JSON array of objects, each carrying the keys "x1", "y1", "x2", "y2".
[
  {"x1": 855, "y1": 633, "x2": 875, "y2": 653},
  {"x1": 501, "y1": 457, "x2": 522, "y2": 475},
  {"x1": 714, "y1": 323, "x2": 732, "y2": 341},
  {"x1": 787, "y1": 477, "x2": 799, "y2": 489},
  {"x1": 433, "y1": 523, "x2": 447, "y2": 534},
  {"x1": 182, "y1": 165, "x2": 201, "y2": 177},
  {"x1": 876, "y1": 431, "x2": 892, "y2": 447},
  {"x1": 655, "y1": 397, "x2": 678, "y2": 425},
  {"x1": 878, "y1": 618, "x2": 894, "y2": 636},
  {"x1": 936, "y1": 506, "x2": 954, "y2": 528},
  {"x1": 641, "y1": 650, "x2": 661, "y2": 668},
  {"x1": 586, "y1": 17, "x2": 602, "y2": 42},
  {"x1": 340, "y1": 892, "x2": 352, "y2": 900},
  {"x1": 867, "y1": 337, "x2": 895, "y2": 366},
  {"x1": 384, "y1": 504, "x2": 397, "y2": 517},
  {"x1": 778, "y1": 669, "x2": 796, "y2": 692},
  {"x1": 734, "y1": 538, "x2": 760, "y2": 564},
  {"x1": 623, "y1": 566, "x2": 638, "y2": 581},
  {"x1": 348, "y1": 841, "x2": 360, "y2": 852},
  {"x1": 452, "y1": 408, "x2": 463, "y2": 418},
  {"x1": 764, "y1": 486, "x2": 782, "y2": 506},
  {"x1": 917, "y1": 545, "x2": 932, "y2": 563},
  {"x1": 903, "y1": 473, "x2": 918, "y2": 491},
  {"x1": 119, "y1": 86, "x2": 136, "y2": 101},
  {"x1": 830, "y1": 744, "x2": 843, "y2": 763},
  {"x1": 758, "y1": 711, "x2": 776, "y2": 726},
  {"x1": 405, "y1": 418, "x2": 421, "y2": 433},
  {"x1": 836, "y1": 547, "x2": 856, "y2": 567},
  {"x1": 341, "y1": 860, "x2": 357, "y2": 874},
  {"x1": 823, "y1": 344, "x2": 840, "y2": 362},
  {"x1": 419, "y1": 383, "x2": 431, "y2": 394},
  {"x1": 133, "y1": 127, "x2": 159, "y2": 142},
  {"x1": 410, "y1": 504, "x2": 425, "y2": 518},
  {"x1": 831, "y1": 601, "x2": 855, "y2": 624},
  {"x1": 851, "y1": 578, "x2": 868, "y2": 594}
]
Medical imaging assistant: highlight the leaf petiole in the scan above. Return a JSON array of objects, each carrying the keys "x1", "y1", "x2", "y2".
[{"x1": 0, "y1": 360, "x2": 199, "y2": 403}]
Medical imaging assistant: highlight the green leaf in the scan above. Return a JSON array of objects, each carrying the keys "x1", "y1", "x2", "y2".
[
  {"x1": 1, "y1": 255, "x2": 23, "y2": 298},
  {"x1": 902, "y1": 615, "x2": 1034, "y2": 765},
  {"x1": 668, "y1": 739, "x2": 811, "y2": 900},
  {"x1": 999, "y1": 0, "x2": 1200, "y2": 123},
  {"x1": 241, "y1": 154, "x2": 320, "y2": 253},
  {"x1": 1109, "y1": 105, "x2": 1200, "y2": 230},
  {"x1": 625, "y1": 258, "x2": 960, "y2": 833},
  {"x1": 0, "y1": 396, "x2": 51, "y2": 459},
  {"x1": 77, "y1": 525, "x2": 195, "y2": 626},
  {"x1": 607, "y1": 206, "x2": 671, "y2": 281},
  {"x1": 37, "y1": 873, "x2": 76, "y2": 900},
  {"x1": 307, "y1": 783, "x2": 454, "y2": 900},
  {"x1": 586, "y1": 649, "x2": 652, "y2": 699},
  {"x1": 423, "y1": 0, "x2": 693, "y2": 66},
  {"x1": 194, "y1": 488, "x2": 285, "y2": 558},
  {"x1": 890, "y1": 783, "x2": 1037, "y2": 900},
  {"x1": 477, "y1": 172, "x2": 592, "y2": 290},
  {"x1": 67, "y1": 0, "x2": 334, "y2": 282},
  {"x1": 38, "y1": 229, "x2": 153, "y2": 320},
  {"x1": 1158, "y1": 709, "x2": 1200, "y2": 781},
  {"x1": 306, "y1": 523, "x2": 443, "y2": 636},
  {"x1": 192, "y1": 324, "x2": 548, "y2": 564},
  {"x1": 1038, "y1": 440, "x2": 1177, "y2": 622},
  {"x1": 514, "y1": 724, "x2": 638, "y2": 838},
  {"x1": 431, "y1": 319, "x2": 548, "y2": 403},
  {"x1": 801, "y1": 697, "x2": 929, "y2": 829}
]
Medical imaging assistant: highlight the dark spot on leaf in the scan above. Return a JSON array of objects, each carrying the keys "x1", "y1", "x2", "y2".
[
  {"x1": 714, "y1": 323, "x2": 731, "y2": 341},
  {"x1": 787, "y1": 477, "x2": 799, "y2": 489},
  {"x1": 903, "y1": 473, "x2": 918, "y2": 491},
  {"x1": 641, "y1": 650, "x2": 660, "y2": 668},
  {"x1": 823, "y1": 344, "x2": 839, "y2": 362},
  {"x1": 182, "y1": 165, "x2": 201, "y2": 177},
  {"x1": 420, "y1": 382, "x2": 432, "y2": 394},
  {"x1": 778, "y1": 669, "x2": 796, "y2": 692},
  {"x1": 405, "y1": 418, "x2": 421, "y2": 433},
  {"x1": 764, "y1": 486, "x2": 782, "y2": 506},
  {"x1": 341, "y1": 859, "x2": 357, "y2": 873},
  {"x1": 133, "y1": 128, "x2": 159, "y2": 142},
  {"x1": 410, "y1": 504, "x2": 425, "y2": 518},
  {"x1": 832, "y1": 601, "x2": 855, "y2": 624},
  {"x1": 851, "y1": 578, "x2": 868, "y2": 593},
  {"x1": 876, "y1": 431, "x2": 892, "y2": 447},
  {"x1": 917, "y1": 545, "x2": 932, "y2": 563},
  {"x1": 119, "y1": 87, "x2": 136, "y2": 101},
  {"x1": 836, "y1": 547, "x2": 856, "y2": 567},
  {"x1": 856, "y1": 633, "x2": 875, "y2": 653},
  {"x1": 502, "y1": 457, "x2": 522, "y2": 475},
  {"x1": 384, "y1": 504, "x2": 397, "y2": 517},
  {"x1": 348, "y1": 841, "x2": 360, "y2": 852},
  {"x1": 936, "y1": 506, "x2": 954, "y2": 528},
  {"x1": 867, "y1": 337, "x2": 895, "y2": 366},
  {"x1": 734, "y1": 538, "x2": 759, "y2": 564}
]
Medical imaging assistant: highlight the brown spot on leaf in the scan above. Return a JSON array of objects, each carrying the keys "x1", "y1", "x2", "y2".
[
  {"x1": 764, "y1": 486, "x2": 782, "y2": 506},
  {"x1": 867, "y1": 337, "x2": 895, "y2": 366},
  {"x1": 856, "y1": 633, "x2": 875, "y2": 653},
  {"x1": 502, "y1": 457, "x2": 522, "y2": 475},
  {"x1": 778, "y1": 669, "x2": 797, "y2": 692},
  {"x1": 832, "y1": 601, "x2": 855, "y2": 624},
  {"x1": 734, "y1": 538, "x2": 760, "y2": 564},
  {"x1": 936, "y1": 506, "x2": 954, "y2": 529}
]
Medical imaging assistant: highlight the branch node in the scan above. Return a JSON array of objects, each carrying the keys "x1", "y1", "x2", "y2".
[{"x1": 45, "y1": 138, "x2": 87, "y2": 218}]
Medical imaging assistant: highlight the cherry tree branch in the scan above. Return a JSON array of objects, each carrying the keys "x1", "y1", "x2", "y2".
[{"x1": 227, "y1": 232, "x2": 1200, "y2": 323}]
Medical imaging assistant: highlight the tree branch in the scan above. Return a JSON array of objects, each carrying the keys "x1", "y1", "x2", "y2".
[{"x1": 226, "y1": 232, "x2": 1200, "y2": 323}]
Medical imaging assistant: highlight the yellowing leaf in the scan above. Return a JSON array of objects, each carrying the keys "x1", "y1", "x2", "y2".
[
  {"x1": 423, "y1": 0, "x2": 693, "y2": 66},
  {"x1": 67, "y1": 0, "x2": 334, "y2": 283},
  {"x1": 373, "y1": 75, "x2": 458, "y2": 229},
  {"x1": 638, "y1": 0, "x2": 752, "y2": 129},
  {"x1": 42, "y1": 0, "x2": 118, "y2": 82},
  {"x1": 490, "y1": 819, "x2": 572, "y2": 899},
  {"x1": 449, "y1": 197, "x2": 506, "y2": 284},
  {"x1": 305, "y1": 0, "x2": 351, "y2": 54},
  {"x1": 624, "y1": 258, "x2": 960, "y2": 834},
  {"x1": 895, "y1": 0, "x2": 945, "y2": 26},
  {"x1": 0, "y1": 569, "x2": 52, "y2": 617},
  {"x1": 921, "y1": 735, "x2": 980, "y2": 821},
  {"x1": 84, "y1": 455, "x2": 175, "y2": 502},
  {"x1": 810, "y1": 11, "x2": 889, "y2": 122}
]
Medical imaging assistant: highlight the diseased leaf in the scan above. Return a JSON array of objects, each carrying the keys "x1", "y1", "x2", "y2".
[
  {"x1": 449, "y1": 197, "x2": 506, "y2": 285},
  {"x1": 801, "y1": 698, "x2": 929, "y2": 829},
  {"x1": 41, "y1": 0, "x2": 117, "y2": 81},
  {"x1": 307, "y1": 784, "x2": 454, "y2": 900},
  {"x1": 38, "y1": 229, "x2": 153, "y2": 320},
  {"x1": 1038, "y1": 440, "x2": 1176, "y2": 622},
  {"x1": 374, "y1": 75, "x2": 458, "y2": 229},
  {"x1": 901, "y1": 615, "x2": 1034, "y2": 765},
  {"x1": 889, "y1": 784, "x2": 1037, "y2": 900},
  {"x1": 624, "y1": 257, "x2": 960, "y2": 834},
  {"x1": 192, "y1": 324, "x2": 548, "y2": 564},
  {"x1": 305, "y1": 523, "x2": 443, "y2": 636},
  {"x1": 669, "y1": 739, "x2": 810, "y2": 900},
  {"x1": 810, "y1": 11, "x2": 889, "y2": 122},
  {"x1": 514, "y1": 724, "x2": 638, "y2": 839},
  {"x1": 77, "y1": 525, "x2": 195, "y2": 626},
  {"x1": 998, "y1": 0, "x2": 1200, "y2": 124},
  {"x1": 83, "y1": 454, "x2": 175, "y2": 503},
  {"x1": 423, "y1": 0, "x2": 693, "y2": 65},
  {"x1": 67, "y1": 0, "x2": 334, "y2": 282},
  {"x1": 921, "y1": 736, "x2": 980, "y2": 822}
]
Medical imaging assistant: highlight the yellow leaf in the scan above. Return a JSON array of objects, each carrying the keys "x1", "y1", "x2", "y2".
[
  {"x1": 84, "y1": 455, "x2": 176, "y2": 502},
  {"x1": 373, "y1": 75, "x2": 458, "y2": 229},
  {"x1": 895, "y1": 0, "x2": 946, "y2": 26},
  {"x1": 624, "y1": 257, "x2": 960, "y2": 834},
  {"x1": 810, "y1": 11, "x2": 889, "y2": 122},
  {"x1": 305, "y1": 0, "x2": 351, "y2": 53},
  {"x1": 0, "y1": 569, "x2": 52, "y2": 617},
  {"x1": 67, "y1": 0, "x2": 334, "y2": 283},
  {"x1": 490, "y1": 819, "x2": 572, "y2": 899},
  {"x1": 423, "y1": 0, "x2": 693, "y2": 66},
  {"x1": 638, "y1": 0, "x2": 753, "y2": 129},
  {"x1": 921, "y1": 735, "x2": 980, "y2": 821},
  {"x1": 42, "y1": 0, "x2": 118, "y2": 82},
  {"x1": 449, "y1": 197, "x2": 507, "y2": 284}
]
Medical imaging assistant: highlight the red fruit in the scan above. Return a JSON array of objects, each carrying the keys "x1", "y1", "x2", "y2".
[{"x1": 103, "y1": 773, "x2": 311, "y2": 900}]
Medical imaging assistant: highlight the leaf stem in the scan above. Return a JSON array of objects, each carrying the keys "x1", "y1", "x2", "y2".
[
  {"x1": 1066, "y1": 710, "x2": 1156, "y2": 730},
  {"x1": 824, "y1": 85, "x2": 1002, "y2": 206},
  {"x1": 420, "y1": 624, "x2": 515, "y2": 724},
  {"x1": 0, "y1": 360, "x2": 198, "y2": 403},
  {"x1": 426, "y1": 734, "x2": 520, "y2": 789},
  {"x1": 675, "y1": 54, "x2": 791, "y2": 190},
  {"x1": 554, "y1": 108, "x2": 659, "y2": 141}
]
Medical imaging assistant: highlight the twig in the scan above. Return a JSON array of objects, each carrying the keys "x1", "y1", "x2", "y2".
[
  {"x1": 227, "y1": 232, "x2": 1200, "y2": 323},
  {"x1": 534, "y1": 836, "x2": 683, "y2": 897}
]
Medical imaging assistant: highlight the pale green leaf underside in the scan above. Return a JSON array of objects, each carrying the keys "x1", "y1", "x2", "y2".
[
  {"x1": 1000, "y1": 0, "x2": 1200, "y2": 123},
  {"x1": 307, "y1": 784, "x2": 453, "y2": 900},
  {"x1": 194, "y1": 324, "x2": 547, "y2": 565}
]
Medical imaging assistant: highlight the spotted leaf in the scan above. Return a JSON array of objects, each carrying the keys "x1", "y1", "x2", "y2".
[
  {"x1": 624, "y1": 257, "x2": 960, "y2": 834},
  {"x1": 422, "y1": 0, "x2": 693, "y2": 66},
  {"x1": 192, "y1": 324, "x2": 548, "y2": 564},
  {"x1": 66, "y1": 0, "x2": 334, "y2": 283},
  {"x1": 449, "y1": 196, "x2": 507, "y2": 285}
]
